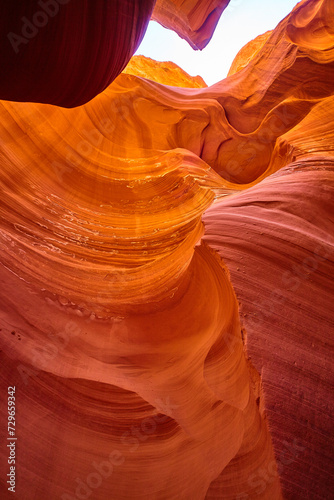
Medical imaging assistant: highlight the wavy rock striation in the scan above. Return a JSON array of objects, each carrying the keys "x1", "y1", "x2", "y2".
[
  {"x1": 0, "y1": 93, "x2": 281, "y2": 498},
  {"x1": 0, "y1": 0, "x2": 333, "y2": 499}
]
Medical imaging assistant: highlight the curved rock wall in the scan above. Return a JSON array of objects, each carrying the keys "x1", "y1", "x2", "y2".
[
  {"x1": 0, "y1": 0, "x2": 333, "y2": 499},
  {"x1": 152, "y1": 0, "x2": 231, "y2": 50},
  {"x1": 0, "y1": 0, "x2": 155, "y2": 107}
]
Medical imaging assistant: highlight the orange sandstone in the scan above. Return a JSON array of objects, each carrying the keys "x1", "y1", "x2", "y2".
[{"x1": 0, "y1": 0, "x2": 333, "y2": 499}]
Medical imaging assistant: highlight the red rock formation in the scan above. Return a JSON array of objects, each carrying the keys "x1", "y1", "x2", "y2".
[
  {"x1": 203, "y1": 158, "x2": 334, "y2": 499},
  {"x1": 0, "y1": 92, "x2": 281, "y2": 497},
  {"x1": 227, "y1": 30, "x2": 272, "y2": 76},
  {"x1": 0, "y1": 0, "x2": 333, "y2": 499},
  {"x1": 123, "y1": 55, "x2": 207, "y2": 88},
  {"x1": 152, "y1": 0, "x2": 231, "y2": 49},
  {"x1": 0, "y1": 0, "x2": 155, "y2": 107},
  {"x1": 0, "y1": 0, "x2": 229, "y2": 107}
]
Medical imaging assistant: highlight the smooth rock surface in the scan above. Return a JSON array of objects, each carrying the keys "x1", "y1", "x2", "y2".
[{"x1": 0, "y1": 0, "x2": 333, "y2": 498}]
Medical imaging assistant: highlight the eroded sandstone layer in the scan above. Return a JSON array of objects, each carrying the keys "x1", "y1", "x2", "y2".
[
  {"x1": 0, "y1": 0, "x2": 333, "y2": 499},
  {"x1": 123, "y1": 55, "x2": 207, "y2": 88},
  {"x1": 152, "y1": 0, "x2": 231, "y2": 49},
  {"x1": 0, "y1": 0, "x2": 227, "y2": 107}
]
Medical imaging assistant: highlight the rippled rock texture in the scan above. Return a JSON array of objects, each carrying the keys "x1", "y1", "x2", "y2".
[{"x1": 0, "y1": 0, "x2": 333, "y2": 499}]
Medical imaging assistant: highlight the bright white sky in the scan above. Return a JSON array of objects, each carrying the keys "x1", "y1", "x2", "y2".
[{"x1": 136, "y1": 0, "x2": 298, "y2": 86}]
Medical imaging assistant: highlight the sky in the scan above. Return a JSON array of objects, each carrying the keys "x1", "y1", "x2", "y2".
[{"x1": 136, "y1": 0, "x2": 298, "y2": 86}]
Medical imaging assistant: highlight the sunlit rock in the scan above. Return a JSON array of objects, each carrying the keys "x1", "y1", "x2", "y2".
[
  {"x1": 152, "y1": 0, "x2": 231, "y2": 49},
  {"x1": 124, "y1": 55, "x2": 207, "y2": 88},
  {"x1": 0, "y1": 0, "x2": 333, "y2": 499},
  {"x1": 227, "y1": 30, "x2": 272, "y2": 76}
]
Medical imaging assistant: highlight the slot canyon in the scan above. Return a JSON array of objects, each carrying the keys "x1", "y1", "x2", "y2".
[{"x1": 0, "y1": 0, "x2": 333, "y2": 499}]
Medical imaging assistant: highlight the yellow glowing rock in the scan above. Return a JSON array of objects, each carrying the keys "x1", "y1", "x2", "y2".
[{"x1": 123, "y1": 55, "x2": 207, "y2": 88}]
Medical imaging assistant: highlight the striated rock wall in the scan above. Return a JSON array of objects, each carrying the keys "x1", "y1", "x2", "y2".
[
  {"x1": 0, "y1": 0, "x2": 333, "y2": 499},
  {"x1": 152, "y1": 0, "x2": 231, "y2": 50},
  {"x1": 0, "y1": 0, "x2": 156, "y2": 107}
]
